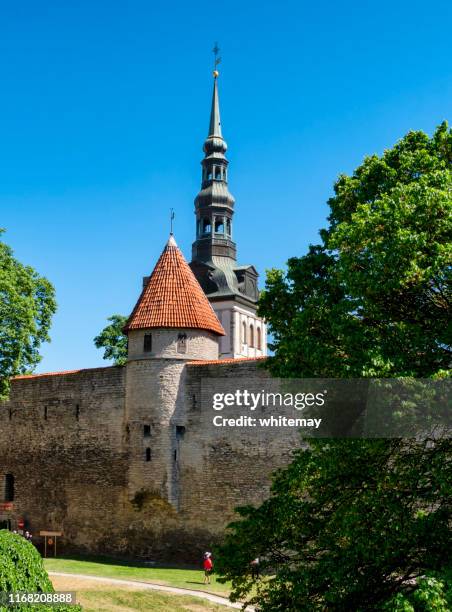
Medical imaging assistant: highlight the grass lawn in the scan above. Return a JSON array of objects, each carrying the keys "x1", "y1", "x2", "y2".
[
  {"x1": 44, "y1": 556, "x2": 231, "y2": 597},
  {"x1": 78, "y1": 591, "x2": 225, "y2": 611},
  {"x1": 51, "y1": 574, "x2": 225, "y2": 611}
]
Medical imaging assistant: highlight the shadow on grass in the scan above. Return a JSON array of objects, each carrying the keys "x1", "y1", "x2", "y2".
[{"x1": 52, "y1": 553, "x2": 199, "y2": 571}]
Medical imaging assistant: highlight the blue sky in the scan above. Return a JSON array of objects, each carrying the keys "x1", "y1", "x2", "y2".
[{"x1": 1, "y1": 0, "x2": 451, "y2": 372}]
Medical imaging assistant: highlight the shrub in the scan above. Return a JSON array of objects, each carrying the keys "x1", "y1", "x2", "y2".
[{"x1": 0, "y1": 530, "x2": 81, "y2": 611}]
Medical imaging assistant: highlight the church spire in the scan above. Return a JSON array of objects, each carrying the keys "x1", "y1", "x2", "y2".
[
  {"x1": 191, "y1": 66, "x2": 236, "y2": 264},
  {"x1": 208, "y1": 74, "x2": 222, "y2": 138},
  {"x1": 189, "y1": 50, "x2": 267, "y2": 359}
]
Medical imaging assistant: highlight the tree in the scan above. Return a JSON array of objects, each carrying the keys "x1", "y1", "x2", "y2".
[
  {"x1": 0, "y1": 530, "x2": 81, "y2": 611},
  {"x1": 215, "y1": 123, "x2": 452, "y2": 610},
  {"x1": 216, "y1": 438, "x2": 451, "y2": 611},
  {"x1": 259, "y1": 122, "x2": 451, "y2": 378},
  {"x1": 0, "y1": 231, "x2": 56, "y2": 400},
  {"x1": 94, "y1": 314, "x2": 128, "y2": 365}
]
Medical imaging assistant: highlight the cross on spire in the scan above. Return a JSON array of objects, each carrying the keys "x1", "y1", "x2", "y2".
[
  {"x1": 170, "y1": 208, "x2": 175, "y2": 234},
  {"x1": 212, "y1": 42, "x2": 221, "y2": 75}
]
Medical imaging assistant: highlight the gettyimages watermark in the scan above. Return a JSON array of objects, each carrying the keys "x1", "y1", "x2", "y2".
[
  {"x1": 212, "y1": 389, "x2": 326, "y2": 429},
  {"x1": 200, "y1": 378, "x2": 451, "y2": 438}
]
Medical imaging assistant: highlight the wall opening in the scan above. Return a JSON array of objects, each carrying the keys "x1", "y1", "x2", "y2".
[
  {"x1": 249, "y1": 324, "x2": 254, "y2": 348},
  {"x1": 242, "y1": 321, "x2": 247, "y2": 344},
  {"x1": 143, "y1": 333, "x2": 152, "y2": 353},
  {"x1": 177, "y1": 333, "x2": 187, "y2": 354},
  {"x1": 44, "y1": 406, "x2": 48, "y2": 420},
  {"x1": 4, "y1": 474, "x2": 14, "y2": 502},
  {"x1": 176, "y1": 425, "x2": 186, "y2": 439},
  {"x1": 143, "y1": 425, "x2": 151, "y2": 437},
  {"x1": 202, "y1": 218, "x2": 211, "y2": 235},
  {"x1": 215, "y1": 166, "x2": 222, "y2": 180},
  {"x1": 145, "y1": 448, "x2": 151, "y2": 462},
  {"x1": 75, "y1": 404, "x2": 80, "y2": 421},
  {"x1": 257, "y1": 327, "x2": 262, "y2": 350},
  {"x1": 215, "y1": 219, "x2": 225, "y2": 234}
]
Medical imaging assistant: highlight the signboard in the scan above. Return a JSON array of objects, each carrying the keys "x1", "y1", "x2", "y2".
[
  {"x1": 0, "y1": 503, "x2": 13, "y2": 511},
  {"x1": 40, "y1": 531, "x2": 63, "y2": 558}
]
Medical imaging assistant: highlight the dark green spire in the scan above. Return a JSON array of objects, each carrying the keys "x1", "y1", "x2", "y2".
[
  {"x1": 192, "y1": 72, "x2": 236, "y2": 263},
  {"x1": 208, "y1": 75, "x2": 222, "y2": 138},
  {"x1": 190, "y1": 69, "x2": 260, "y2": 307}
]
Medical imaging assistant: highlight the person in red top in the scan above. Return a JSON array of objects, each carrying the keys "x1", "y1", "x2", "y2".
[{"x1": 203, "y1": 552, "x2": 213, "y2": 584}]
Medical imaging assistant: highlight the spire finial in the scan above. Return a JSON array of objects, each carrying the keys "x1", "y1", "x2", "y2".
[
  {"x1": 208, "y1": 53, "x2": 222, "y2": 138},
  {"x1": 170, "y1": 208, "x2": 175, "y2": 235},
  {"x1": 212, "y1": 42, "x2": 221, "y2": 78}
]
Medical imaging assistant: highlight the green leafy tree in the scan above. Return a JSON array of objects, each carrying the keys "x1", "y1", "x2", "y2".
[
  {"x1": 0, "y1": 530, "x2": 81, "y2": 611},
  {"x1": 216, "y1": 438, "x2": 451, "y2": 611},
  {"x1": 259, "y1": 122, "x2": 451, "y2": 378},
  {"x1": 0, "y1": 231, "x2": 56, "y2": 400},
  {"x1": 94, "y1": 314, "x2": 128, "y2": 365},
  {"x1": 215, "y1": 123, "x2": 452, "y2": 610}
]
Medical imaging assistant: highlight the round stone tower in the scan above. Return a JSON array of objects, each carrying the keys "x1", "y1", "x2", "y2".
[{"x1": 123, "y1": 234, "x2": 225, "y2": 509}]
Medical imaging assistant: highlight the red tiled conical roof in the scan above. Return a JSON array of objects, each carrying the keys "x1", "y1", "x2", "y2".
[{"x1": 124, "y1": 235, "x2": 225, "y2": 336}]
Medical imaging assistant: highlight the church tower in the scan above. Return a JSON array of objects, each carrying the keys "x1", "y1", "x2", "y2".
[{"x1": 190, "y1": 68, "x2": 267, "y2": 359}]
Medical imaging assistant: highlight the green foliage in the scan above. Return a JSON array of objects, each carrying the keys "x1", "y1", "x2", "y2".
[
  {"x1": 94, "y1": 314, "x2": 128, "y2": 365},
  {"x1": 215, "y1": 439, "x2": 452, "y2": 611},
  {"x1": 216, "y1": 124, "x2": 452, "y2": 610},
  {"x1": 259, "y1": 122, "x2": 452, "y2": 378},
  {"x1": 0, "y1": 231, "x2": 56, "y2": 399},
  {"x1": 0, "y1": 530, "x2": 81, "y2": 611},
  {"x1": 383, "y1": 574, "x2": 451, "y2": 611}
]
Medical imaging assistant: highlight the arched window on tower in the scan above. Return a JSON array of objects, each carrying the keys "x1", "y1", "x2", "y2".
[
  {"x1": 257, "y1": 327, "x2": 262, "y2": 350},
  {"x1": 226, "y1": 219, "x2": 231, "y2": 236},
  {"x1": 207, "y1": 169, "x2": 213, "y2": 181},
  {"x1": 242, "y1": 321, "x2": 247, "y2": 345},
  {"x1": 215, "y1": 166, "x2": 222, "y2": 180},
  {"x1": 249, "y1": 324, "x2": 254, "y2": 348},
  {"x1": 215, "y1": 218, "x2": 224, "y2": 235},
  {"x1": 202, "y1": 218, "x2": 211, "y2": 235}
]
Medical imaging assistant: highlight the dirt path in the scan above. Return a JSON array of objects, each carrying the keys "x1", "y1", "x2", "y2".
[{"x1": 49, "y1": 572, "x2": 255, "y2": 610}]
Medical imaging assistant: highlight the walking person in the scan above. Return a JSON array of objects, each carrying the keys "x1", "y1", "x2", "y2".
[
  {"x1": 250, "y1": 557, "x2": 260, "y2": 579},
  {"x1": 203, "y1": 552, "x2": 213, "y2": 585}
]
